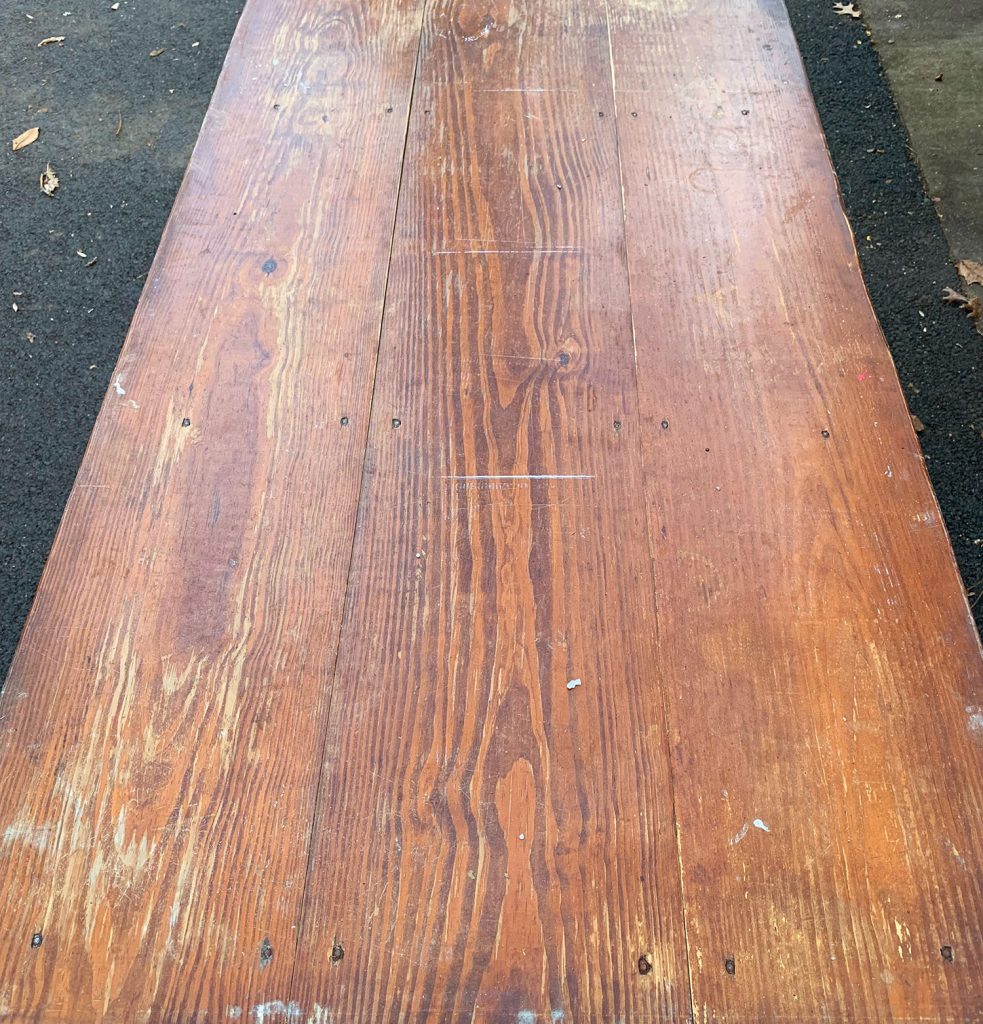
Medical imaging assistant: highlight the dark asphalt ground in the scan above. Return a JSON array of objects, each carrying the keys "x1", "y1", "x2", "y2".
[{"x1": 1, "y1": 0, "x2": 980, "y2": 683}]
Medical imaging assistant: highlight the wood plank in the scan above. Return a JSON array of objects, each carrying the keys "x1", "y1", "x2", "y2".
[
  {"x1": 289, "y1": 1, "x2": 689, "y2": 1020},
  {"x1": 609, "y1": 0, "x2": 983, "y2": 1020},
  {"x1": 0, "y1": 1, "x2": 424, "y2": 1019}
]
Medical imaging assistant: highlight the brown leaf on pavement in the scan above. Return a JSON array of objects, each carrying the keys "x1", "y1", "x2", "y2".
[
  {"x1": 956, "y1": 260, "x2": 983, "y2": 288},
  {"x1": 12, "y1": 127, "x2": 39, "y2": 151}
]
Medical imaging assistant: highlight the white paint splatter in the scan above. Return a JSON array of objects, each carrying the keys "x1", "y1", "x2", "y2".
[
  {"x1": 462, "y1": 20, "x2": 492, "y2": 41},
  {"x1": 966, "y1": 706, "x2": 983, "y2": 735},
  {"x1": 728, "y1": 822, "x2": 749, "y2": 846},
  {"x1": 566, "y1": 678, "x2": 583, "y2": 691},
  {"x1": 113, "y1": 376, "x2": 126, "y2": 396},
  {"x1": 517, "y1": 1012, "x2": 536, "y2": 1024},
  {"x1": 518, "y1": 833, "x2": 525, "y2": 840},
  {"x1": 753, "y1": 818, "x2": 770, "y2": 833},
  {"x1": 3, "y1": 823, "x2": 52, "y2": 850},
  {"x1": 252, "y1": 1002, "x2": 302, "y2": 1023},
  {"x1": 552, "y1": 1012, "x2": 565, "y2": 1023},
  {"x1": 227, "y1": 1009, "x2": 242, "y2": 1020}
]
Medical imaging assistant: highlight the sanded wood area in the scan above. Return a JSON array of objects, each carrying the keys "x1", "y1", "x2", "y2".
[
  {"x1": 0, "y1": 0, "x2": 981, "y2": 1021},
  {"x1": 609, "y1": 0, "x2": 983, "y2": 1020}
]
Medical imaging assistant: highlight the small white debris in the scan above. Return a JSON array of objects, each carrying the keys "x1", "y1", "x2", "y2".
[
  {"x1": 752, "y1": 818, "x2": 770, "y2": 833},
  {"x1": 114, "y1": 376, "x2": 126, "y2": 396},
  {"x1": 566, "y1": 678, "x2": 582, "y2": 691},
  {"x1": 518, "y1": 833, "x2": 525, "y2": 840}
]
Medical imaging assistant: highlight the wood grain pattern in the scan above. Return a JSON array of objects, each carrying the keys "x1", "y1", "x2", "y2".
[
  {"x1": 0, "y1": 0, "x2": 425, "y2": 1019},
  {"x1": 609, "y1": 0, "x2": 983, "y2": 1020},
  {"x1": 290, "y1": 1, "x2": 689, "y2": 1020},
  {"x1": 2, "y1": 0, "x2": 982, "y2": 1020}
]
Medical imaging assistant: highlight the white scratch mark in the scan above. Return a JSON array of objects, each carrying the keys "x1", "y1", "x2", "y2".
[
  {"x1": 113, "y1": 376, "x2": 126, "y2": 396},
  {"x1": 728, "y1": 822, "x2": 749, "y2": 846},
  {"x1": 753, "y1": 818, "x2": 770, "y2": 833},
  {"x1": 566, "y1": 678, "x2": 583, "y2": 691},
  {"x1": 446, "y1": 474, "x2": 593, "y2": 481},
  {"x1": 432, "y1": 247, "x2": 581, "y2": 256}
]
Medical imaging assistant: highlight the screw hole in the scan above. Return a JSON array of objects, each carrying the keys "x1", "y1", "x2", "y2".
[
  {"x1": 613, "y1": 420, "x2": 622, "y2": 432},
  {"x1": 181, "y1": 417, "x2": 191, "y2": 427},
  {"x1": 661, "y1": 419, "x2": 670, "y2": 430},
  {"x1": 340, "y1": 416, "x2": 349, "y2": 427},
  {"x1": 941, "y1": 945, "x2": 954, "y2": 963},
  {"x1": 392, "y1": 418, "x2": 401, "y2": 429},
  {"x1": 725, "y1": 957, "x2": 736, "y2": 976},
  {"x1": 331, "y1": 942, "x2": 345, "y2": 963},
  {"x1": 31, "y1": 932, "x2": 43, "y2": 949},
  {"x1": 821, "y1": 429, "x2": 831, "y2": 438},
  {"x1": 631, "y1": 111, "x2": 638, "y2": 117},
  {"x1": 638, "y1": 953, "x2": 653, "y2": 975}
]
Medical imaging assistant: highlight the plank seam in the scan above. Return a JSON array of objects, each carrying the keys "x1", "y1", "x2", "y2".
[
  {"x1": 285, "y1": 2, "x2": 430, "y2": 996},
  {"x1": 601, "y1": 2, "x2": 698, "y2": 1015}
]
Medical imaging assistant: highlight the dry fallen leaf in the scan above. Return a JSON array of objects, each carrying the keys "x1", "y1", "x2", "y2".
[
  {"x1": 957, "y1": 259, "x2": 983, "y2": 288},
  {"x1": 149, "y1": 47, "x2": 166, "y2": 57},
  {"x1": 833, "y1": 2, "x2": 862, "y2": 17},
  {"x1": 40, "y1": 163, "x2": 59, "y2": 196},
  {"x1": 38, "y1": 36, "x2": 66, "y2": 46},
  {"x1": 911, "y1": 414, "x2": 925, "y2": 434},
  {"x1": 943, "y1": 286, "x2": 982, "y2": 322},
  {"x1": 12, "y1": 127, "x2": 39, "y2": 151}
]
